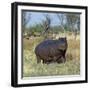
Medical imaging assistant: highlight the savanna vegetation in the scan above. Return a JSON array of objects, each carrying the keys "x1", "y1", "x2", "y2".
[{"x1": 22, "y1": 11, "x2": 80, "y2": 77}]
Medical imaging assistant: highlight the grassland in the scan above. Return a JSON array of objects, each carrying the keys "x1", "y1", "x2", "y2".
[{"x1": 23, "y1": 33, "x2": 80, "y2": 77}]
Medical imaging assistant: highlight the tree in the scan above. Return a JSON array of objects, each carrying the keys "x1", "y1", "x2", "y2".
[
  {"x1": 22, "y1": 11, "x2": 31, "y2": 35},
  {"x1": 41, "y1": 14, "x2": 52, "y2": 39},
  {"x1": 42, "y1": 14, "x2": 51, "y2": 33},
  {"x1": 57, "y1": 13, "x2": 66, "y2": 36},
  {"x1": 65, "y1": 13, "x2": 80, "y2": 39},
  {"x1": 76, "y1": 15, "x2": 80, "y2": 31}
]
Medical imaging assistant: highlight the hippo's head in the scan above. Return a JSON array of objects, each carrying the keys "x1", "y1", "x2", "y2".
[{"x1": 58, "y1": 37, "x2": 67, "y2": 51}]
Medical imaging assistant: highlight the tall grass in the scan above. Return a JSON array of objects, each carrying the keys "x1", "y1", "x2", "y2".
[{"x1": 23, "y1": 34, "x2": 80, "y2": 77}]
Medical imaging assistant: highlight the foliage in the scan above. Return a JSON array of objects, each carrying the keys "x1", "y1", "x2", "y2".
[
  {"x1": 65, "y1": 13, "x2": 80, "y2": 31},
  {"x1": 22, "y1": 11, "x2": 31, "y2": 34}
]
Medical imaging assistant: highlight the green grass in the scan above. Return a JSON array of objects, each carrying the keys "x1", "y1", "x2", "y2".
[{"x1": 23, "y1": 35, "x2": 80, "y2": 77}]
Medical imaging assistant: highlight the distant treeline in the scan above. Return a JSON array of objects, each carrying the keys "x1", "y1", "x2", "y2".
[
  {"x1": 24, "y1": 24, "x2": 80, "y2": 37},
  {"x1": 22, "y1": 12, "x2": 80, "y2": 39}
]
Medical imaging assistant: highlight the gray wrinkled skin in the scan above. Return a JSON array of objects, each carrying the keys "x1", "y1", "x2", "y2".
[{"x1": 35, "y1": 37, "x2": 68, "y2": 64}]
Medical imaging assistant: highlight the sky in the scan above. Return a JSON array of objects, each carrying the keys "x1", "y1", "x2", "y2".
[
  {"x1": 22, "y1": 11, "x2": 80, "y2": 29},
  {"x1": 23, "y1": 11, "x2": 62, "y2": 27}
]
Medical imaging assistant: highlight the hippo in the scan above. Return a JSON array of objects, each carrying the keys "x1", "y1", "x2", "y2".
[{"x1": 35, "y1": 37, "x2": 68, "y2": 64}]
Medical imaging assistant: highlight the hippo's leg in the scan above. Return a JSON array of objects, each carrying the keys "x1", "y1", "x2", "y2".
[
  {"x1": 57, "y1": 58, "x2": 62, "y2": 63},
  {"x1": 57, "y1": 56, "x2": 66, "y2": 63},
  {"x1": 36, "y1": 56, "x2": 41, "y2": 63},
  {"x1": 61, "y1": 57, "x2": 65, "y2": 63},
  {"x1": 46, "y1": 59, "x2": 54, "y2": 64},
  {"x1": 57, "y1": 52, "x2": 66, "y2": 63},
  {"x1": 62, "y1": 53, "x2": 66, "y2": 63},
  {"x1": 45, "y1": 61, "x2": 51, "y2": 64},
  {"x1": 42, "y1": 59, "x2": 46, "y2": 64},
  {"x1": 55, "y1": 56, "x2": 62, "y2": 63},
  {"x1": 43, "y1": 59, "x2": 51, "y2": 64},
  {"x1": 63, "y1": 56, "x2": 66, "y2": 63},
  {"x1": 63, "y1": 51, "x2": 66, "y2": 63}
]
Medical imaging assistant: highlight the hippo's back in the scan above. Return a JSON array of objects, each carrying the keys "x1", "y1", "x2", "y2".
[{"x1": 35, "y1": 40, "x2": 58, "y2": 57}]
